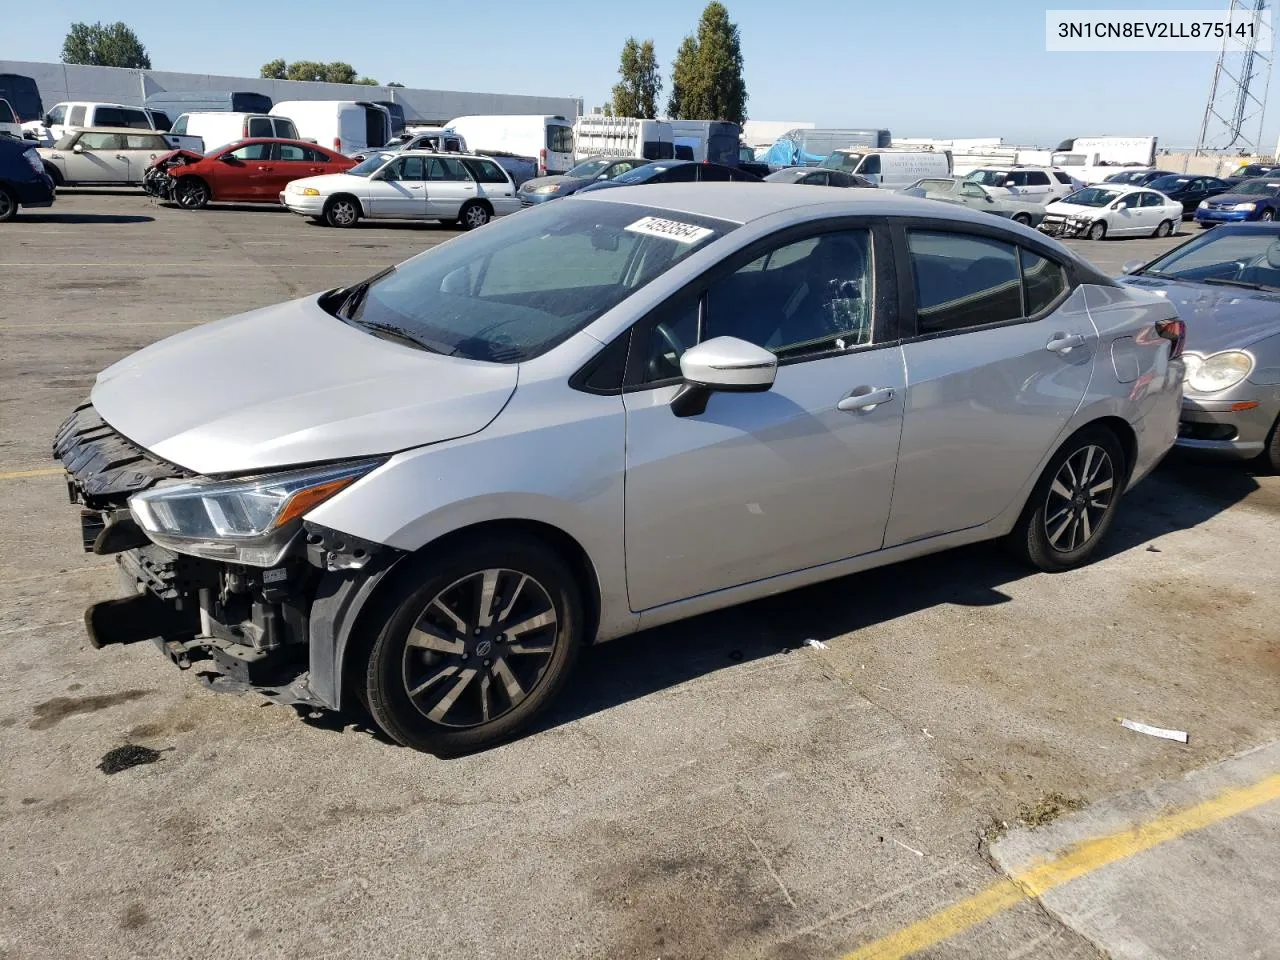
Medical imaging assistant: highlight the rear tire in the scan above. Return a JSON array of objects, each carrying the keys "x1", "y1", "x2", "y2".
[
  {"x1": 1088, "y1": 220, "x2": 1108, "y2": 241},
  {"x1": 363, "y1": 536, "x2": 584, "y2": 756},
  {"x1": 1155, "y1": 219, "x2": 1174, "y2": 238},
  {"x1": 1012, "y1": 212, "x2": 1032, "y2": 226},
  {"x1": 1008, "y1": 426, "x2": 1127, "y2": 572},
  {"x1": 0, "y1": 186, "x2": 17, "y2": 223},
  {"x1": 457, "y1": 200, "x2": 491, "y2": 230},
  {"x1": 174, "y1": 177, "x2": 210, "y2": 209},
  {"x1": 324, "y1": 195, "x2": 361, "y2": 228},
  {"x1": 1263, "y1": 416, "x2": 1280, "y2": 473}
]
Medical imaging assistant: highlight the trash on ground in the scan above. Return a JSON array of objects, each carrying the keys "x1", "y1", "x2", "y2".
[
  {"x1": 922, "y1": 728, "x2": 934, "y2": 739},
  {"x1": 1118, "y1": 718, "x2": 1189, "y2": 743},
  {"x1": 891, "y1": 838, "x2": 924, "y2": 857},
  {"x1": 804, "y1": 638, "x2": 828, "y2": 651},
  {"x1": 97, "y1": 744, "x2": 163, "y2": 774}
]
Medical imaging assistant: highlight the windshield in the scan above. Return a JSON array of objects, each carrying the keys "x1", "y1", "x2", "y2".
[
  {"x1": 347, "y1": 153, "x2": 394, "y2": 177},
  {"x1": 566, "y1": 158, "x2": 612, "y2": 178},
  {"x1": 1062, "y1": 187, "x2": 1121, "y2": 207},
  {"x1": 1235, "y1": 180, "x2": 1280, "y2": 196},
  {"x1": 965, "y1": 170, "x2": 1010, "y2": 186},
  {"x1": 1139, "y1": 226, "x2": 1280, "y2": 289},
  {"x1": 819, "y1": 151, "x2": 862, "y2": 172},
  {"x1": 1105, "y1": 171, "x2": 1144, "y2": 184},
  {"x1": 335, "y1": 200, "x2": 734, "y2": 362},
  {"x1": 1148, "y1": 175, "x2": 1192, "y2": 191}
]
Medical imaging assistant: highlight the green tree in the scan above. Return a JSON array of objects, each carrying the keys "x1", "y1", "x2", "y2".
[
  {"x1": 667, "y1": 35, "x2": 698, "y2": 119},
  {"x1": 61, "y1": 21, "x2": 151, "y2": 69},
  {"x1": 610, "y1": 38, "x2": 662, "y2": 119},
  {"x1": 387, "y1": 81, "x2": 405, "y2": 88},
  {"x1": 322, "y1": 62, "x2": 359, "y2": 84},
  {"x1": 354, "y1": 77, "x2": 380, "y2": 86},
  {"x1": 260, "y1": 59, "x2": 288, "y2": 79},
  {"x1": 693, "y1": 2, "x2": 747, "y2": 124}
]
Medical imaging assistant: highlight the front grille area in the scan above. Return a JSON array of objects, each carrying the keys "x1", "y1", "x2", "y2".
[{"x1": 53, "y1": 403, "x2": 189, "y2": 508}]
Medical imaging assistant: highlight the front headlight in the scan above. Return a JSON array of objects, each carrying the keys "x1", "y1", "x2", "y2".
[
  {"x1": 129, "y1": 460, "x2": 380, "y2": 566},
  {"x1": 1233, "y1": 202, "x2": 1257, "y2": 212},
  {"x1": 302, "y1": 187, "x2": 321, "y2": 196},
  {"x1": 1198, "y1": 199, "x2": 1209, "y2": 208},
  {"x1": 1185, "y1": 351, "x2": 1253, "y2": 393},
  {"x1": 531, "y1": 184, "x2": 561, "y2": 194}
]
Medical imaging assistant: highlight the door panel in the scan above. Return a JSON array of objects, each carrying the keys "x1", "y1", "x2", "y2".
[
  {"x1": 64, "y1": 133, "x2": 129, "y2": 183},
  {"x1": 269, "y1": 143, "x2": 326, "y2": 194},
  {"x1": 367, "y1": 156, "x2": 429, "y2": 218},
  {"x1": 425, "y1": 156, "x2": 476, "y2": 219},
  {"x1": 623, "y1": 350, "x2": 906, "y2": 610},
  {"x1": 885, "y1": 232, "x2": 1095, "y2": 546}
]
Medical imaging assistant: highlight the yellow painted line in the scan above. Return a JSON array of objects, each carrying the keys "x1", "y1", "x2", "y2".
[
  {"x1": 842, "y1": 772, "x2": 1280, "y2": 960},
  {"x1": 0, "y1": 467, "x2": 64, "y2": 481}
]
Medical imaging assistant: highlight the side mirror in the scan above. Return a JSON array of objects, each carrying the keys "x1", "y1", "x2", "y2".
[
  {"x1": 985, "y1": 195, "x2": 995, "y2": 203},
  {"x1": 72, "y1": 142, "x2": 83, "y2": 153},
  {"x1": 1111, "y1": 201, "x2": 1123, "y2": 210},
  {"x1": 217, "y1": 154, "x2": 236, "y2": 163},
  {"x1": 1120, "y1": 259, "x2": 1146, "y2": 275},
  {"x1": 678, "y1": 336, "x2": 776, "y2": 393}
]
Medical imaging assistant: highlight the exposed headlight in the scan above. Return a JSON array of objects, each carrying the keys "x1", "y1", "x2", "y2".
[
  {"x1": 1185, "y1": 351, "x2": 1253, "y2": 393},
  {"x1": 1233, "y1": 202, "x2": 1257, "y2": 211},
  {"x1": 531, "y1": 184, "x2": 561, "y2": 194},
  {"x1": 129, "y1": 460, "x2": 380, "y2": 566}
]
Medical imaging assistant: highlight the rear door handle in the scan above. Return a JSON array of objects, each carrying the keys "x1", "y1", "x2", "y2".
[
  {"x1": 1046, "y1": 333, "x2": 1086, "y2": 354},
  {"x1": 837, "y1": 386, "x2": 895, "y2": 412}
]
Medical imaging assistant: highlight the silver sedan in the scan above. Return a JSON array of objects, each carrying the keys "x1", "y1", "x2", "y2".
[
  {"x1": 899, "y1": 176, "x2": 1049, "y2": 226},
  {"x1": 55, "y1": 185, "x2": 1184, "y2": 754},
  {"x1": 1119, "y1": 222, "x2": 1280, "y2": 468}
]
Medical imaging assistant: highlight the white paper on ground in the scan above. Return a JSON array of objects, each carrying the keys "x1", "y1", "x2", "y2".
[{"x1": 1119, "y1": 718, "x2": 1189, "y2": 743}]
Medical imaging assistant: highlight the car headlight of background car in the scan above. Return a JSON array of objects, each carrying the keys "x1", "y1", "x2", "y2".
[
  {"x1": 530, "y1": 184, "x2": 561, "y2": 194},
  {"x1": 1233, "y1": 202, "x2": 1257, "y2": 212},
  {"x1": 1182, "y1": 351, "x2": 1254, "y2": 393},
  {"x1": 128, "y1": 460, "x2": 381, "y2": 566}
]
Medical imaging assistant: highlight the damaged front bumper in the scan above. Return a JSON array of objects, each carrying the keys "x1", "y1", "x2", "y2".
[
  {"x1": 1037, "y1": 213, "x2": 1096, "y2": 239},
  {"x1": 54, "y1": 403, "x2": 403, "y2": 711}
]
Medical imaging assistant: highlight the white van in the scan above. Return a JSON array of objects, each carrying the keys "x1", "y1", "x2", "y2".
[
  {"x1": 269, "y1": 101, "x2": 392, "y2": 157},
  {"x1": 21, "y1": 101, "x2": 158, "y2": 145},
  {"x1": 444, "y1": 115, "x2": 575, "y2": 175},
  {"x1": 0, "y1": 98, "x2": 21, "y2": 139},
  {"x1": 819, "y1": 149, "x2": 952, "y2": 188},
  {"x1": 169, "y1": 112, "x2": 299, "y2": 153},
  {"x1": 573, "y1": 116, "x2": 674, "y2": 161}
]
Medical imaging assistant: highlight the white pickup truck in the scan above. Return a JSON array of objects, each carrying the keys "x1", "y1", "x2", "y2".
[{"x1": 1050, "y1": 136, "x2": 1159, "y2": 184}]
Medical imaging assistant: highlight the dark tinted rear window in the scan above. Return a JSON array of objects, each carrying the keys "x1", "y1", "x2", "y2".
[
  {"x1": 462, "y1": 158, "x2": 509, "y2": 183},
  {"x1": 547, "y1": 124, "x2": 574, "y2": 153}
]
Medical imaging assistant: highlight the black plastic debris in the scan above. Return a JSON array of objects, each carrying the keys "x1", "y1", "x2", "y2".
[{"x1": 97, "y1": 744, "x2": 163, "y2": 775}]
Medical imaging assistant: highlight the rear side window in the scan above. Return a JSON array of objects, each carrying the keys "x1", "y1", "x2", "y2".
[
  {"x1": 660, "y1": 164, "x2": 698, "y2": 183},
  {"x1": 1026, "y1": 172, "x2": 1051, "y2": 185},
  {"x1": 119, "y1": 108, "x2": 151, "y2": 129},
  {"x1": 124, "y1": 134, "x2": 166, "y2": 149},
  {"x1": 462, "y1": 158, "x2": 509, "y2": 183},
  {"x1": 546, "y1": 124, "x2": 574, "y2": 153},
  {"x1": 699, "y1": 164, "x2": 730, "y2": 182},
  {"x1": 1053, "y1": 172, "x2": 1073, "y2": 184},
  {"x1": 67, "y1": 105, "x2": 85, "y2": 127},
  {"x1": 1140, "y1": 192, "x2": 1163, "y2": 207},
  {"x1": 276, "y1": 143, "x2": 322, "y2": 162},
  {"x1": 247, "y1": 117, "x2": 273, "y2": 138},
  {"x1": 273, "y1": 118, "x2": 298, "y2": 139},
  {"x1": 1020, "y1": 248, "x2": 1067, "y2": 315},
  {"x1": 92, "y1": 107, "x2": 123, "y2": 126},
  {"x1": 907, "y1": 232, "x2": 1022, "y2": 333},
  {"x1": 77, "y1": 132, "x2": 123, "y2": 150},
  {"x1": 228, "y1": 143, "x2": 271, "y2": 161},
  {"x1": 427, "y1": 156, "x2": 470, "y2": 181}
]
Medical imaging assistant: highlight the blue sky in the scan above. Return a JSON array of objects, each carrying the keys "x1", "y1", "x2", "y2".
[{"x1": 6, "y1": 0, "x2": 1276, "y2": 150}]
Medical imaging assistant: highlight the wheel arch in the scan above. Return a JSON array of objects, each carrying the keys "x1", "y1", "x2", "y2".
[
  {"x1": 315, "y1": 517, "x2": 603, "y2": 713},
  {"x1": 327, "y1": 192, "x2": 365, "y2": 216},
  {"x1": 43, "y1": 162, "x2": 63, "y2": 186}
]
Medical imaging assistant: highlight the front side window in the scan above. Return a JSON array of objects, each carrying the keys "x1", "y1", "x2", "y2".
[
  {"x1": 119, "y1": 108, "x2": 151, "y2": 129},
  {"x1": 856, "y1": 155, "x2": 881, "y2": 176},
  {"x1": 92, "y1": 107, "x2": 123, "y2": 126},
  {"x1": 908, "y1": 232, "x2": 1023, "y2": 333},
  {"x1": 638, "y1": 229, "x2": 875, "y2": 381},
  {"x1": 228, "y1": 143, "x2": 271, "y2": 161},
  {"x1": 77, "y1": 132, "x2": 123, "y2": 150},
  {"x1": 46, "y1": 104, "x2": 67, "y2": 126},
  {"x1": 699, "y1": 164, "x2": 730, "y2": 182},
  {"x1": 171, "y1": 115, "x2": 188, "y2": 135},
  {"x1": 338, "y1": 201, "x2": 733, "y2": 363},
  {"x1": 67, "y1": 105, "x2": 86, "y2": 127},
  {"x1": 546, "y1": 124, "x2": 574, "y2": 153},
  {"x1": 966, "y1": 170, "x2": 1007, "y2": 186},
  {"x1": 1119, "y1": 193, "x2": 1141, "y2": 209},
  {"x1": 1005, "y1": 172, "x2": 1029, "y2": 186}
]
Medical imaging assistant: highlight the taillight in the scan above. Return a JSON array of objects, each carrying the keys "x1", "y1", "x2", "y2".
[
  {"x1": 334, "y1": 137, "x2": 342, "y2": 152},
  {"x1": 538, "y1": 148, "x2": 547, "y2": 175},
  {"x1": 1155, "y1": 318, "x2": 1186, "y2": 359}
]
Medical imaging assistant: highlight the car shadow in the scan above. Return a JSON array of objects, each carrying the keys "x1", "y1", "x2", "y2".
[
  {"x1": 22, "y1": 212, "x2": 154, "y2": 224},
  {"x1": 301, "y1": 219, "x2": 461, "y2": 232},
  {"x1": 529, "y1": 454, "x2": 1262, "y2": 736}
]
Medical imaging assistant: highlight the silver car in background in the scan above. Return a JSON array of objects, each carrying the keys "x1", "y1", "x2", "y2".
[
  {"x1": 54, "y1": 186, "x2": 1185, "y2": 755},
  {"x1": 899, "y1": 176, "x2": 1048, "y2": 227},
  {"x1": 1119, "y1": 222, "x2": 1280, "y2": 469}
]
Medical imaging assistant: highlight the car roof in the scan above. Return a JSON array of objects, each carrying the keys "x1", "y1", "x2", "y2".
[
  {"x1": 576, "y1": 182, "x2": 1019, "y2": 225},
  {"x1": 393, "y1": 149, "x2": 500, "y2": 161},
  {"x1": 59, "y1": 126, "x2": 169, "y2": 135}
]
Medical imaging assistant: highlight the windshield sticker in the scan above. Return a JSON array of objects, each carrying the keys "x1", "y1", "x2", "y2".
[{"x1": 625, "y1": 216, "x2": 714, "y2": 244}]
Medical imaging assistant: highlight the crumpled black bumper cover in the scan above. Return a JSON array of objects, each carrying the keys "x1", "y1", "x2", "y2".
[{"x1": 53, "y1": 403, "x2": 189, "y2": 507}]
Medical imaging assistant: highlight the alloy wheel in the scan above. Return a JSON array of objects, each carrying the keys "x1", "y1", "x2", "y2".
[
  {"x1": 331, "y1": 200, "x2": 357, "y2": 226},
  {"x1": 1043, "y1": 444, "x2": 1115, "y2": 553},
  {"x1": 400, "y1": 568, "x2": 558, "y2": 729},
  {"x1": 464, "y1": 204, "x2": 489, "y2": 228}
]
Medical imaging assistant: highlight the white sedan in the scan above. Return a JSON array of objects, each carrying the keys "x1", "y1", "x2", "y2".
[
  {"x1": 1038, "y1": 185, "x2": 1183, "y2": 240},
  {"x1": 280, "y1": 149, "x2": 521, "y2": 229}
]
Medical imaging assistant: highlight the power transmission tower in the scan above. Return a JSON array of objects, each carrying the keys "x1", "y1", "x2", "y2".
[{"x1": 1195, "y1": 0, "x2": 1273, "y2": 156}]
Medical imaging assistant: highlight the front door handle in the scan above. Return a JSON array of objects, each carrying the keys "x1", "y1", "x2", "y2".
[
  {"x1": 1046, "y1": 333, "x2": 1086, "y2": 354},
  {"x1": 837, "y1": 386, "x2": 895, "y2": 412}
]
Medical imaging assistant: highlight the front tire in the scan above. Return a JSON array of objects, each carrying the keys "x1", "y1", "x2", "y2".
[
  {"x1": 1260, "y1": 209, "x2": 1275, "y2": 222},
  {"x1": 1263, "y1": 416, "x2": 1280, "y2": 473},
  {"x1": 1088, "y1": 220, "x2": 1108, "y2": 241},
  {"x1": 1008, "y1": 426, "x2": 1126, "y2": 572},
  {"x1": 1155, "y1": 219, "x2": 1174, "y2": 238},
  {"x1": 174, "y1": 177, "x2": 210, "y2": 209},
  {"x1": 1012, "y1": 212, "x2": 1032, "y2": 226},
  {"x1": 458, "y1": 200, "x2": 491, "y2": 230},
  {"x1": 324, "y1": 195, "x2": 361, "y2": 227},
  {"x1": 364, "y1": 536, "x2": 584, "y2": 756},
  {"x1": 0, "y1": 186, "x2": 16, "y2": 223}
]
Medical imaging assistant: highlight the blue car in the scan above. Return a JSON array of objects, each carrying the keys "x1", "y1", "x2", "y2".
[
  {"x1": 0, "y1": 133, "x2": 54, "y2": 222},
  {"x1": 518, "y1": 155, "x2": 649, "y2": 205},
  {"x1": 1194, "y1": 178, "x2": 1280, "y2": 226}
]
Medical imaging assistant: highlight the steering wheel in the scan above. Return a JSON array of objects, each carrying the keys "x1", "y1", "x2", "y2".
[{"x1": 649, "y1": 321, "x2": 687, "y2": 380}]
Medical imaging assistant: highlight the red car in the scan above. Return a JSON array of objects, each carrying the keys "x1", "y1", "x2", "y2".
[{"x1": 147, "y1": 138, "x2": 355, "y2": 208}]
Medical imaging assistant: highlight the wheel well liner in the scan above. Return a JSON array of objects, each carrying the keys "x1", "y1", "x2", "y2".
[{"x1": 328, "y1": 518, "x2": 601, "y2": 711}]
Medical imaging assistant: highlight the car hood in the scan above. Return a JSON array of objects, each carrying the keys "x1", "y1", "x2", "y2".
[
  {"x1": 1203, "y1": 191, "x2": 1275, "y2": 205},
  {"x1": 89, "y1": 295, "x2": 518, "y2": 475},
  {"x1": 290, "y1": 173, "x2": 366, "y2": 193},
  {"x1": 1117, "y1": 275, "x2": 1280, "y2": 353},
  {"x1": 1044, "y1": 200, "x2": 1113, "y2": 216},
  {"x1": 520, "y1": 174, "x2": 584, "y2": 192}
]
